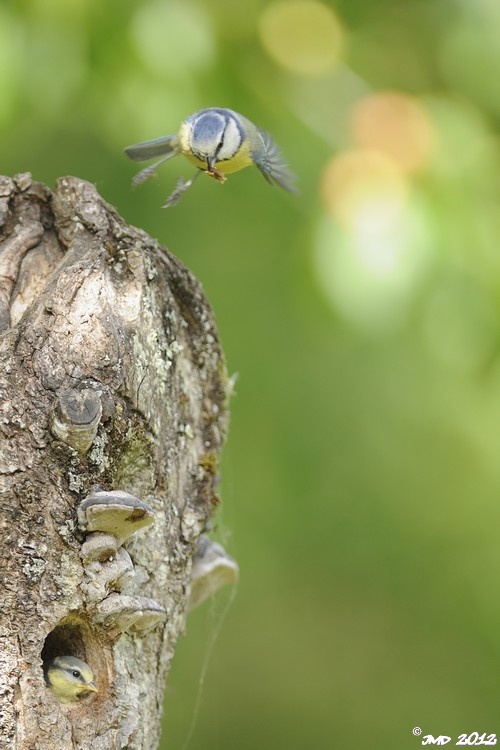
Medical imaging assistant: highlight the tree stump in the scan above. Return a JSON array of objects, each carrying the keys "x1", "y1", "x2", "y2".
[{"x1": 0, "y1": 174, "x2": 231, "y2": 750}]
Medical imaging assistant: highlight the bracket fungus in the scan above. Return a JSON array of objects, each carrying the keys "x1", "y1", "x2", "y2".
[
  {"x1": 82, "y1": 547, "x2": 135, "y2": 603},
  {"x1": 77, "y1": 489, "x2": 165, "y2": 634},
  {"x1": 188, "y1": 535, "x2": 239, "y2": 611},
  {"x1": 80, "y1": 533, "x2": 118, "y2": 565},
  {"x1": 77, "y1": 490, "x2": 156, "y2": 546},
  {"x1": 94, "y1": 593, "x2": 166, "y2": 634}
]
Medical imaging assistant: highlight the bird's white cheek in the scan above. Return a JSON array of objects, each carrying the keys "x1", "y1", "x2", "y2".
[{"x1": 217, "y1": 119, "x2": 241, "y2": 161}]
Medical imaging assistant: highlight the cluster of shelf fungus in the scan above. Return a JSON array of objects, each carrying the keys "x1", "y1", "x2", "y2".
[
  {"x1": 77, "y1": 489, "x2": 165, "y2": 635},
  {"x1": 45, "y1": 385, "x2": 238, "y2": 709},
  {"x1": 76, "y1": 488, "x2": 239, "y2": 637},
  {"x1": 47, "y1": 385, "x2": 238, "y2": 637}
]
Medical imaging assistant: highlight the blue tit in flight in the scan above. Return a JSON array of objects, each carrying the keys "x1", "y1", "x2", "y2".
[
  {"x1": 124, "y1": 107, "x2": 297, "y2": 207},
  {"x1": 45, "y1": 656, "x2": 98, "y2": 703}
]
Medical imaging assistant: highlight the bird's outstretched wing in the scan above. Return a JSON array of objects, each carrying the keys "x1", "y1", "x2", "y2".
[
  {"x1": 124, "y1": 134, "x2": 181, "y2": 187},
  {"x1": 124, "y1": 134, "x2": 180, "y2": 162},
  {"x1": 254, "y1": 129, "x2": 298, "y2": 194}
]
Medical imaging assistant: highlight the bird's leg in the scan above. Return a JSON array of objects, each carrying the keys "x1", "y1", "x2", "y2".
[
  {"x1": 163, "y1": 170, "x2": 202, "y2": 208},
  {"x1": 131, "y1": 153, "x2": 177, "y2": 187}
]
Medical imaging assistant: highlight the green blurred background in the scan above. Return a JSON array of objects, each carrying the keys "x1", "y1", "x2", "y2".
[{"x1": 4, "y1": 0, "x2": 500, "y2": 746}]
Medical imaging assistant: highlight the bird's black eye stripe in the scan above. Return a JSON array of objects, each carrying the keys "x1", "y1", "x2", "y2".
[{"x1": 215, "y1": 130, "x2": 225, "y2": 157}]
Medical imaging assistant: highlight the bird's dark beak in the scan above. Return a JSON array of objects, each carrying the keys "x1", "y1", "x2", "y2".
[
  {"x1": 207, "y1": 155, "x2": 216, "y2": 172},
  {"x1": 86, "y1": 682, "x2": 98, "y2": 694}
]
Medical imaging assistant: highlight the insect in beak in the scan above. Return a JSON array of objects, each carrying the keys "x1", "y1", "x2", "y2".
[{"x1": 205, "y1": 157, "x2": 226, "y2": 183}]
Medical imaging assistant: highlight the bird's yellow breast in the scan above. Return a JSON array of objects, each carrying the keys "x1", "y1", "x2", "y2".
[{"x1": 178, "y1": 122, "x2": 253, "y2": 175}]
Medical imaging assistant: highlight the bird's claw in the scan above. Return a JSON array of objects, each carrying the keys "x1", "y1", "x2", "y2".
[{"x1": 163, "y1": 173, "x2": 200, "y2": 208}]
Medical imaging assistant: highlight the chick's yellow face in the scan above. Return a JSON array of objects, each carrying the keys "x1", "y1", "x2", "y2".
[
  {"x1": 179, "y1": 111, "x2": 253, "y2": 176},
  {"x1": 46, "y1": 656, "x2": 98, "y2": 704}
]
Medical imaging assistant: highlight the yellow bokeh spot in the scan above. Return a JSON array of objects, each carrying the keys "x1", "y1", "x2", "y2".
[
  {"x1": 321, "y1": 150, "x2": 408, "y2": 230},
  {"x1": 350, "y1": 91, "x2": 434, "y2": 174},
  {"x1": 259, "y1": 1, "x2": 344, "y2": 76},
  {"x1": 314, "y1": 203, "x2": 431, "y2": 332}
]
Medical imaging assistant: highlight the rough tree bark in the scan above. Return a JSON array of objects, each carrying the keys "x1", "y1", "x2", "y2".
[{"x1": 0, "y1": 174, "x2": 231, "y2": 750}]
